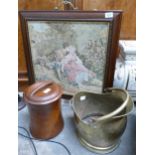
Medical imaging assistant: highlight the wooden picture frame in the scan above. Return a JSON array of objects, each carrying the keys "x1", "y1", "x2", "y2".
[{"x1": 19, "y1": 10, "x2": 122, "y2": 97}]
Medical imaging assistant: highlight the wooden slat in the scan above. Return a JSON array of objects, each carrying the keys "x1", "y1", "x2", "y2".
[{"x1": 82, "y1": 0, "x2": 136, "y2": 39}]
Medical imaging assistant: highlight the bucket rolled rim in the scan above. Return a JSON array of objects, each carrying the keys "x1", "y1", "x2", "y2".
[{"x1": 72, "y1": 88, "x2": 133, "y2": 123}]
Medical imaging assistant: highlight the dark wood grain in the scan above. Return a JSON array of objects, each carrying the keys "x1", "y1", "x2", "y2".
[{"x1": 104, "y1": 12, "x2": 122, "y2": 87}]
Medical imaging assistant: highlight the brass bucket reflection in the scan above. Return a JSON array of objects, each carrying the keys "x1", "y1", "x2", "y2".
[{"x1": 72, "y1": 88, "x2": 134, "y2": 154}]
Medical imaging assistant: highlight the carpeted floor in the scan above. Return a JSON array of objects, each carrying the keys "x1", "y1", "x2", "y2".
[{"x1": 18, "y1": 99, "x2": 136, "y2": 155}]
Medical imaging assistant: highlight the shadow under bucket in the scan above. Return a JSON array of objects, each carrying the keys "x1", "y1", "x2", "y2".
[{"x1": 72, "y1": 88, "x2": 134, "y2": 154}]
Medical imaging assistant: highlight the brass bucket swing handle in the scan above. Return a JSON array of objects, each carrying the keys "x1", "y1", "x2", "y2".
[
  {"x1": 71, "y1": 88, "x2": 134, "y2": 125},
  {"x1": 93, "y1": 88, "x2": 134, "y2": 123}
]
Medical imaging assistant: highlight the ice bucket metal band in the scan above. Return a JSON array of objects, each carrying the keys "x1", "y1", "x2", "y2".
[{"x1": 72, "y1": 88, "x2": 133, "y2": 154}]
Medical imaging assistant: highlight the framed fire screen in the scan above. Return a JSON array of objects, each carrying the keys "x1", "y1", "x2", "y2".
[{"x1": 20, "y1": 11, "x2": 122, "y2": 96}]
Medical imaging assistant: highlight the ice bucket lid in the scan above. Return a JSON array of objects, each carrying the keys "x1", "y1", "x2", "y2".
[{"x1": 24, "y1": 81, "x2": 62, "y2": 105}]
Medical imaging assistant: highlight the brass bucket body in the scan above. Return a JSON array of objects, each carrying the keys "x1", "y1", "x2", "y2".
[{"x1": 72, "y1": 88, "x2": 133, "y2": 154}]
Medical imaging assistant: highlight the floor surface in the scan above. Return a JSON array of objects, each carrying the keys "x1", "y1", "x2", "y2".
[{"x1": 18, "y1": 99, "x2": 136, "y2": 155}]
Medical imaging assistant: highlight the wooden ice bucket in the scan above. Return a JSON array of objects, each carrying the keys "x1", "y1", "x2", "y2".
[{"x1": 24, "y1": 81, "x2": 64, "y2": 139}]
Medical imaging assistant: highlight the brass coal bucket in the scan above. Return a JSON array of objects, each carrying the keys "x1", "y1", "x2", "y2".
[{"x1": 72, "y1": 88, "x2": 133, "y2": 154}]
